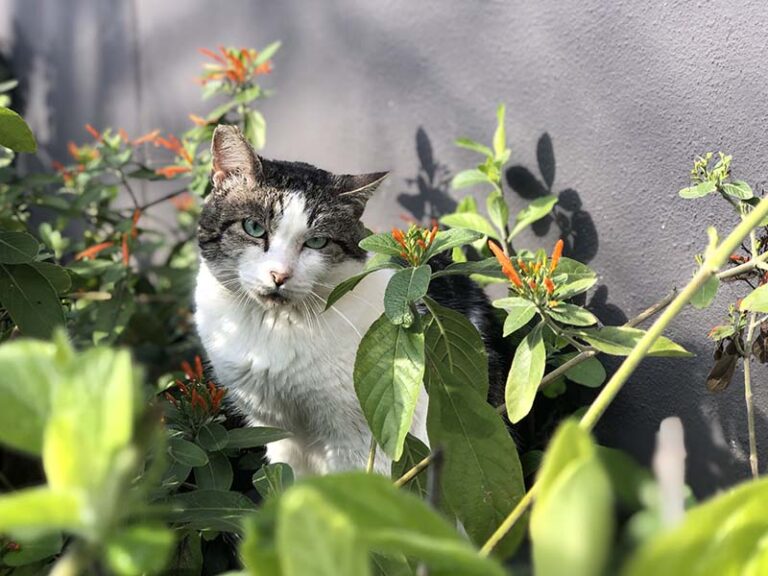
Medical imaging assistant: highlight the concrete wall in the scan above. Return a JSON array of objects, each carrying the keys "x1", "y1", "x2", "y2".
[{"x1": 3, "y1": 0, "x2": 768, "y2": 495}]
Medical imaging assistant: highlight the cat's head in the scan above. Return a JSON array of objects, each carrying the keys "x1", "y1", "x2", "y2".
[{"x1": 198, "y1": 125, "x2": 386, "y2": 311}]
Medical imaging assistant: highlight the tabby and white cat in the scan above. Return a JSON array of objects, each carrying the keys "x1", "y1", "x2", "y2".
[{"x1": 195, "y1": 125, "x2": 506, "y2": 476}]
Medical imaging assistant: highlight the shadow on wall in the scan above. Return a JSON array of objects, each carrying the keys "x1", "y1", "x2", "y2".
[{"x1": 397, "y1": 127, "x2": 457, "y2": 222}]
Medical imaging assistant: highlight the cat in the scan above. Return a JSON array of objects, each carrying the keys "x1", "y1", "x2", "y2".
[{"x1": 195, "y1": 125, "x2": 508, "y2": 476}]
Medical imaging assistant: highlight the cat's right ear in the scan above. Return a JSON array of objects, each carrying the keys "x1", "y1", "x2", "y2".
[{"x1": 211, "y1": 125, "x2": 263, "y2": 187}]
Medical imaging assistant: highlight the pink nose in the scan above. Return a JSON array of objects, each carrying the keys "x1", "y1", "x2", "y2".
[{"x1": 270, "y1": 270, "x2": 291, "y2": 286}]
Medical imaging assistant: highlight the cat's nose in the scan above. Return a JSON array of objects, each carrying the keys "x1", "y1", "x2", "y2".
[{"x1": 270, "y1": 270, "x2": 291, "y2": 287}]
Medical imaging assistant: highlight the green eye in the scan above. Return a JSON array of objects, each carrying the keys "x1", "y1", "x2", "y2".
[
  {"x1": 243, "y1": 218, "x2": 266, "y2": 238},
  {"x1": 304, "y1": 237, "x2": 329, "y2": 249}
]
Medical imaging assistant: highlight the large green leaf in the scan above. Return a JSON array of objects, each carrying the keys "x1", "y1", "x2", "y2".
[
  {"x1": 226, "y1": 426, "x2": 291, "y2": 449},
  {"x1": 451, "y1": 169, "x2": 492, "y2": 189},
  {"x1": 167, "y1": 437, "x2": 209, "y2": 467},
  {"x1": 325, "y1": 257, "x2": 400, "y2": 310},
  {"x1": 0, "y1": 487, "x2": 83, "y2": 534},
  {"x1": 391, "y1": 434, "x2": 430, "y2": 498},
  {"x1": 278, "y1": 488, "x2": 371, "y2": 576},
  {"x1": 531, "y1": 421, "x2": 613, "y2": 576},
  {"x1": 166, "y1": 490, "x2": 256, "y2": 533},
  {"x1": 558, "y1": 353, "x2": 606, "y2": 388},
  {"x1": 354, "y1": 314, "x2": 425, "y2": 460},
  {"x1": 722, "y1": 180, "x2": 753, "y2": 200},
  {"x1": 0, "y1": 339, "x2": 56, "y2": 453},
  {"x1": 547, "y1": 303, "x2": 598, "y2": 326},
  {"x1": 253, "y1": 463, "x2": 295, "y2": 499},
  {"x1": 487, "y1": 189, "x2": 509, "y2": 236},
  {"x1": 678, "y1": 181, "x2": 717, "y2": 199},
  {"x1": 505, "y1": 322, "x2": 547, "y2": 423},
  {"x1": 493, "y1": 104, "x2": 507, "y2": 158},
  {"x1": 0, "y1": 231, "x2": 38, "y2": 263},
  {"x1": 690, "y1": 274, "x2": 719, "y2": 310},
  {"x1": 576, "y1": 326, "x2": 692, "y2": 357},
  {"x1": 508, "y1": 195, "x2": 558, "y2": 239},
  {"x1": 194, "y1": 451, "x2": 233, "y2": 491},
  {"x1": 551, "y1": 257, "x2": 597, "y2": 299},
  {"x1": 440, "y1": 213, "x2": 498, "y2": 239},
  {"x1": 274, "y1": 474, "x2": 506, "y2": 576},
  {"x1": 622, "y1": 477, "x2": 768, "y2": 576},
  {"x1": 0, "y1": 263, "x2": 65, "y2": 338},
  {"x1": 424, "y1": 228, "x2": 483, "y2": 261},
  {"x1": 740, "y1": 283, "x2": 768, "y2": 313},
  {"x1": 424, "y1": 301, "x2": 525, "y2": 558},
  {"x1": 383, "y1": 265, "x2": 431, "y2": 327},
  {"x1": 105, "y1": 524, "x2": 175, "y2": 576},
  {"x1": 29, "y1": 262, "x2": 71, "y2": 294},
  {"x1": 0, "y1": 107, "x2": 37, "y2": 152},
  {"x1": 493, "y1": 296, "x2": 537, "y2": 337},
  {"x1": 359, "y1": 233, "x2": 406, "y2": 257}
]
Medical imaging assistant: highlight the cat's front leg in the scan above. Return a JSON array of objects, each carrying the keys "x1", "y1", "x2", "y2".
[
  {"x1": 266, "y1": 437, "x2": 325, "y2": 477},
  {"x1": 323, "y1": 436, "x2": 392, "y2": 475}
]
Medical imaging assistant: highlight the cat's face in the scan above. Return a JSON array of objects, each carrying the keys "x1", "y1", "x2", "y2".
[{"x1": 198, "y1": 125, "x2": 386, "y2": 312}]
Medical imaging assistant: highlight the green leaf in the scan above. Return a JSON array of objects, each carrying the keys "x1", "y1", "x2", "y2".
[
  {"x1": 275, "y1": 474, "x2": 507, "y2": 576},
  {"x1": 0, "y1": 339, "x2": 56, "y2": 453},
  {"x1": 166, "y1": 490, "x2": 256, "y2": 533},
  {"x1": 679, "y1": 181, "x2": 716, "y2": 199},
  {"x1": 558, "y1": 353, "x2": 606, "y2": 388},
  {"x1": 493, "y1": 296, "x2": 537, "y2": 337},
  {"x1": 487, "y1": 189, "x2": 509, "y2": 237},
  {"x1": 431, "y1": 258, "x2": 506, "y2": 280},
  {"x1": 508, "y1": 195, "x2": 558, "y2": 239},
  {"x1": 0, "y1": 231, "x2": 38, "y2": 263},
  {"x1": 0, "y1": 264, "x2": 65, "y2": 338},
  {"x1": 552, "y1": 257, "x2": 598, "y2": 299},
  {"x1": 424, "y1": 228, "x2": 483, "y2": 261},
  {"x1": 194, "y1": 451, "x2": 233, "y2": 491},
  {"x1": 253, "y1": 41, "x2": 281, "y2": 66},
  {"x1": 391, "y1": 434, "x2": 430, "y2": 497},
  {"x1": 29, "y1": 262, "x2": 71, "y2": 294},
  {"x1": 451, "y1": 169, "x2": 492, "y2": 189},
  {"x1": 0, "y1": 487, "x2": 83, "y2": 534},
  {"x1": 244, "y1": 109, "x2": 266, "y2": 150},
  {"x1": 253, "y1": 463, "x2": 295, "y2": 499},
  {"x1": 424, "y1": 301, "x2": 525, "y2": 557},
  {"x1": 722, "y1": 180, "x2": 753, "y2": 200},
  {"x1": 325, "y1": 259, "x2": 399, "y2": 310},
  {"x1": 278, "y1": 487, "x2": 371, "y2": 576},
  {"x1": 493, "y1": 104, "x2": 506, "y2": 159},
  {"x1": 740, "y1": 283, "x2": 768, "y2": 313},
  {"x1": 531, "y1": 422, "x2": 613, "y2": 576},
  {"x1": 196, "y1": 422, "x2": 229, "y2": 451},
  {"x1": 2, "y1": 533, "x2": 62, "y2": 567},
  {"x1": 440, "y1": 213, "x2": 498, "y2": 239},
  {"x1": 547, "y1": 303, "x2": 598, "y2": 326},
  {"x1": 359, "y1": 233, "x2": 406, "y2": 257},
  {"x1": 505, "y1": 322, "x2": 547, "y2": 423},
  {"x1": 576, "y1": 326, "x2": 693, "y2": 357},
  {"x1": 455, "y1": 138, "x2": 493, "y2": 157},
  {"x1": 105, "y1": 524, "x2": 175, "y2": 576},
  {"x1": 690, "y1": 275, "x2": 719, "y2": 309},
  {"x1": 226, "y1": 426, "x2": 291, "y2": 449},
  {"x1": 384, "y1": 265, "x2": 431, "y2": 326},
  {"x1": 0, "y1": 107, "x2": 37, "y2": 152},
  {"x1": 354, "y1": 314, "x2": 425, "y2": 460},
  {"x1": 622, "y1": 477, "x2": 768, "y2": 576},
  {"x1": 167, "y1": 437, "x2": 209, "y2": 468}
]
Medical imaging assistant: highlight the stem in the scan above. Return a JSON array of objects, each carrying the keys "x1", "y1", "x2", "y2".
[
  {"x1": 366, "y1": 437, "x2": 377, "y2": 474},
  {"x1": 394, "y1": 453, "x2": 431, "y2": 488},
  {"x1": 137, "y1": 188, "x2": 189, "y2": 211},
  {"x1": 743, "y1": 312, "x2": 759, "y2": 478},
  {"x1": 480, "y1": 195, "x2": 768, "y2": 555},
  {"x1": 540, "y1": 311, "x2": 588, "y2": 352}
]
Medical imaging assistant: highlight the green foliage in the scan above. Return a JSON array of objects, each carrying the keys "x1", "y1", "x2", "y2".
[
  {"x1": 506, "y1": 322, "x2": 546, "y2": 423},
  {"x1": 0, "y1": 107, "x2": 36, "y2": 152}
]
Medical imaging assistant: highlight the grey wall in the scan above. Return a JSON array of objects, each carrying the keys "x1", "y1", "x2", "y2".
[{"x1": 3, "y1": 0, "x2": 768, "y2": 495}]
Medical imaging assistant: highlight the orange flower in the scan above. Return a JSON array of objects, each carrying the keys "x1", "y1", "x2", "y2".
[
  {"x1": 133, "y1": 129, "x2": 161, "y2": 145},
  {"x1": 189, "y1": 113, "x2": 208, "y2": 126},
  {"x1": 488, "y1": 240, "x2": 523, "y2": 288},
  {"x1": 544, "y1": 277, "x2": 555, "y2": 294},
  {"x1": 156, "y1": 165, "x2": 192, "y2": 179},
  {"x1": 550, "y1": 239, "x2": 564, "y2": 273},
  {"x1": 170, "y1": 192, "x2": 195, "y2": 212},
  {"x1": 198, "y1": 47, "x2": 226, "y2": 64},
  {"x1": 175, "y1": 379, "x2": 188, "y2": 395},
  {"x1": 392, "y1": 228, "x2": 406, "y2": 248},
  {"x1": 118, "y1": 128, "x2": 130, "y2": 143},
  {"x1": 121, "y1": 234, "x2": 130, "y2": 266},
  {"x1": 130, "y1": 209, "x2": 141, "y2": 239},
  {"x1": 194, "y1": 355, "x2": 204, "y2": 379},
  {"x1": 75, "y1": 241, "x2": 114, "y2": 261},
  {"x1": 191, "y1": 390, "x2": 208, "y2": 411},
  {"x1": 429, "y1": 224, "x2": 438, "y2": 245},
  {"x1": 84, "y1": 123, "x2": 102, "y2": 142},
  {"x1": 528, "y1": 279, "x2": 537, "y2": 290},
  {"x1": 181, "y1": 360, "x2": 196, "y2": 380},
  {"x1": 67, "y1": 141, "x2": 79, "y2": 160}
]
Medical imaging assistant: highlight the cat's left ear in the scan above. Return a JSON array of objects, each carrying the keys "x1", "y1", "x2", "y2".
[{"x1": 336, "y1": 172, "x2": 389, "y2": 218}]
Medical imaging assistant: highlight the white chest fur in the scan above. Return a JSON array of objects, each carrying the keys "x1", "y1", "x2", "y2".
[{"x1": 194, "y1": 260, "x2": 428, "y2": 475}]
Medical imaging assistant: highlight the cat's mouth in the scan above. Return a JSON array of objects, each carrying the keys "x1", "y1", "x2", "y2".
[{"x1": 256, "y1": 289, "x2": 292, "y2": 307}]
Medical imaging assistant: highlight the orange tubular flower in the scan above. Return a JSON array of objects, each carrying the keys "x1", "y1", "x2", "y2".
[
  {"x1": 429, "y1": 224, "x2": 438, "y2": 245},
  {"x1": 133, "y1": 129, "x2": 161, "y2": 145},
  {"x1": 156, "y1": 166, "x2": 192, "y2": 179},
  {"x1": 130, "y1": 209, "x2": 141, "y2": 239},
  {"x1": 550, "y1": 239, "x2": 564, "y2": 273},
  {"x1": 118, "y1": 128, "x2": 130, "y2": 143},
  {"x1": 121, "y1": 234, "x2": 130, "y2": 266},
  {"x1": 175, "y1": 379, "x2": 188, "y2": 395},
  {"x1": 194, "y1": 355, "x2": 204, "y2": 379},
  {"x1": 544, "y1": 277, "x2": 555, "y2": 294},
  {"x1": 191, "y1": 390, "x2": 208, "y2": 411},
  {"x1": 84, "y1": 123, "x2": 102, "y2": 142},
  {"x1": 488, "y1": 241, "x2": 523, "y2": 288},
  {"x1": 181, "y1": 360, "x2": 196, "y2": 380},
  {"x1": 189, "y1": 113, "x2": 208, "y2": 126},
  {"x1": 75, "y1": 241, "x2": 114, "y2": 261},
  {"x1": 528, "y1": 279, "x2": 537, "y2": 290}
]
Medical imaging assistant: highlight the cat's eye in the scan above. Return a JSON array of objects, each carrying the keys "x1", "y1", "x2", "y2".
[
  {"x1": 304, "y1": 237, "x2": 329, "y2": 249},
  {"x1": 243, "y1": 218, "x2": 266, "y2": 239}
]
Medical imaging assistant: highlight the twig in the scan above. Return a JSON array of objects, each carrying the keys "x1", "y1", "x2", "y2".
[
  {"x1": 394, "y1": 453, "x2": 432, "y2": 488},
  {"x1": 138, "y1": 188, "x2": 189, "y2": 211},
  {"x1": 366, "y1": 437, "x2": 377, "y2": 474},
  {"x1": 743, "y1": 312, "x2": 759, "y2": 478},
  {"x1": 479, "y1": 194, "x2": 768, "y2": 555}
]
